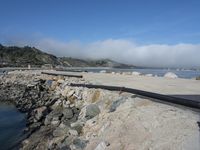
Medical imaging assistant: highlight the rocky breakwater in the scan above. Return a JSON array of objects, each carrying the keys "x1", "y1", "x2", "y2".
[
  {"x1": 0, "y1": 72, "x2": 90, "y2": 149},
  {"x1": 0, "y1": 71, "x2": 200, "y2": 150}
]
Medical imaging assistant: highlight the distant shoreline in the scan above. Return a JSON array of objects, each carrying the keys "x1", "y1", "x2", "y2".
[{"x1": 1, "y1": 67, "x2": 200, "y2": 79}]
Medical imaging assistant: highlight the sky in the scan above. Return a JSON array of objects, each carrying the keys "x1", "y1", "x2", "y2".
[{"x1": 0, "y1": 0, "x2": 200, "y2": 68}]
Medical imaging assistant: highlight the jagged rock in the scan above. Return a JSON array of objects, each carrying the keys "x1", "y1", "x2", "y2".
[
  {"x1": 33, "y1": 106, "x2": 47, "y2": 121},
  {"x1": 53, "y1": 126, "x2": 69, "y2": 137},
  {"x1": 63, "y1": 108, "x2": 74, "y2": 119},
  {"x1": 51, "y1": 99, "x2": 62, "y2": 109},
  {"x1": 45, "y1": 108, "x2": 63, "y2": 125},
  {"x1": 164, "y1": 72, "x2": 178, "y2": 78}
]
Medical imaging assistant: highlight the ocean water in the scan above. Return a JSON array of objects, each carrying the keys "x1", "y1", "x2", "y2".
[
  {"x1": 82, "y1": 68, "x2": 200, "y2": 79},
  {"x1": 0, "y1": 68, "x2": 200, "y2": 79},
  {"x1": 0, "y1": 102, "x2": 26, "y2": 150}
]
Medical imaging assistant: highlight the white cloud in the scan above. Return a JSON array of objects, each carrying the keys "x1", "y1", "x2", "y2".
[{"x1": 3, "y1": 38, "x2": 200, "y2": 68}]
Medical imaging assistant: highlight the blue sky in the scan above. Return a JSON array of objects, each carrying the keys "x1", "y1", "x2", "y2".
[
  {"x1": 1, "y1": 0, "x2": 200, "y2": 44},
  {"x1": 0, "y1": 0, "x2": 200, "y2": 68}
]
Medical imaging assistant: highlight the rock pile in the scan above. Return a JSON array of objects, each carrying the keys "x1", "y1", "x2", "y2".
[{"x1": 0, "y1": 73, "x2": 104, "y2": 149}]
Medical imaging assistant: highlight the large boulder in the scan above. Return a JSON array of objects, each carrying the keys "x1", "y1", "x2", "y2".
[
  {"x1": 85, "y1": 104, "x2": 100, "y2": 119},
  {"x1": 53, "y1": 126, "x2": 69, "y2": 137},
  {"x1": 164, "y1": 72, "x2": 178, "y2": 79}
]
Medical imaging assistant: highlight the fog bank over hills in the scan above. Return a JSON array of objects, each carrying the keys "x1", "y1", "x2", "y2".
[
  {"x1": 3, "y1": 38, "x2": 200, "y2": 68},
  {"x1": 0, "y1": 44, "x2": 133, "y2": 68}
]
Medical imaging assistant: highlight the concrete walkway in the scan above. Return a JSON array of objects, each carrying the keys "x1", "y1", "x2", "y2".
[{"x1": 82, "y1": 73, "x2": 200, "y2": 95}]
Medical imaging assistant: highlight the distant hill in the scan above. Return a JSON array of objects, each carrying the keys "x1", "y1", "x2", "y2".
[
  {"x1": 0, "y1": 44, "x2": 59, "y2": 67},
  {"x1": 0, "y1": 44, "x2": 135, "y2": 68},
  {"x1": 59, "y1": 57, "x2": 135, "y2": 68}
]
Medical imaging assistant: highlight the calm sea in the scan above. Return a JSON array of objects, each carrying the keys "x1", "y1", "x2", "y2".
[
  {"x1": 0, "y1": 68, "x2": 200, "y2": 79},
  {"x1": 0, "y1": 102, "x2": 26, "y2": 150},
  {"x1": 80, "y1": 68, "x2": 200, "y2": 79}
]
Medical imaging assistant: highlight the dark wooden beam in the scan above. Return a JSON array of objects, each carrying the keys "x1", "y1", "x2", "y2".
[{"x1": 41, "y1": 71, "x2": 83, "y2": 78}]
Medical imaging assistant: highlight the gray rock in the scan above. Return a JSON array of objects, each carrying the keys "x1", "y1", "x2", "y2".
[
  {"x1": 53, "y1": 126, "x2": 69, "y2": 137},
  {"x1": 85, "y1": 104, "x2": 100, "y2": 120},
  {"x1": 44, "y1": 107, "x2": 63, "y2": 125},
  {"x1": 63, "y1": 108, "x2": 74, "y2": 119},
  {"x1": 51, "y1": 99, "x2": 62, "y2": 109},
  {"x1": 61, "y1": 136, "x2": 74, "y2": 148},
  {"x1": 51, "y1": 117, "x2": 60, "y2": 126},
  {"x1": 109, "y1": 98, "x2": 126, "y2": 112},
  {"x1": 73, "y1": 138, "x2": 87, "y2": 149},
  {"x1": 45, "y1": 80, "x2": 54, "y2": 89},
  {"x1": 71, "y1": 121, "x2": 84, "y2": 134}
]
